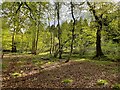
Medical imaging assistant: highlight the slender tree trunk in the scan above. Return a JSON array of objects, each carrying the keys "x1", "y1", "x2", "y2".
[
  {"x1": 47, "y1": 14, "x2": 53, "y2": 55},
  {"x1": 35, "y1": 3, "x2": 41, "y2": 54},
  {"x1": 53, "y1": 10, "x2": 56, "y2": 57},
  {"x1": 56, "y1": 2, "x2": 62, "y2": 59},
  {"x1": 31, "y1": 36, "x2": 36, "y2": 55},
  {"x1": 52, "y1": 34, "x2": 55, "y2": 53},
  {"x1": 31, "y1": 23, "x2": 36, "y2": 55},
  {"x1": 50, "y1": 32, "x2": 53, "y2": 55},
  {"x1": 53, "y1": 10, "x2": 56, "y2": 54},
  {"x1": 66, "y1": 2, "x2": 75, "y2": 62},
  {"x1": 31, "y1": 3, "x2": 41, "y2": 55},
  {"x1": 35, "y1": 21, "x2": 40, "y2": 54},
  {"x1": 20, "y1": 34, "x2": 23, "y2": 53},
  {"x1": 11, "y1": 28, "x2": 17, "y2": 52}
]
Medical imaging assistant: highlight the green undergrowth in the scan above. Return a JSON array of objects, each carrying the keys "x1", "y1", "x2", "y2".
[
  {"x1": 112, "y1": 84, "x2": 120, "y2": 90},
  {"x1": 89, "y1": 60, "x2": 114, "y2": 65},
  {"x1": 11, "y1": 72, "x2": 22, "y2": 78},
  {"x1": 97, "y1": 79, "x2": 108, "y2": 86},
  {"x1": 62, "y1": 78, "x2": 73, "y2": 84}
]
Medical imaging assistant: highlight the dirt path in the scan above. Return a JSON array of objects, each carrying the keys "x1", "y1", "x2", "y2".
[{"x1": 2, "y1": 60, "x2": 119, "y2": 88}]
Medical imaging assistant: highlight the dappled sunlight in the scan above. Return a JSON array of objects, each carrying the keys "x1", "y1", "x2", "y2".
[
  {"x1": 1, "y1": 1, "x2": 120, "y2": 89},
  {"x1": 74, "y1": 58, "x2": 87, "y2": 62}
]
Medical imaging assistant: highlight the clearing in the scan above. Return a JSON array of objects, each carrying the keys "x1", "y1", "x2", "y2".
[{"x1": 1, "y1": 54, "x2": 120, "y2": 89}]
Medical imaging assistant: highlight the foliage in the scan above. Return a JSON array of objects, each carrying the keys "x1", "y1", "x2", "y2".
[
  {"x1": 1, "y1": 1, "x2": 119, "y2": 60},
  {"x1": 112, "y1": 84, "x2": 120, "y2": 90},
  {"x1": 97, "y1": 79, "x2": 108, "y2": 86}
]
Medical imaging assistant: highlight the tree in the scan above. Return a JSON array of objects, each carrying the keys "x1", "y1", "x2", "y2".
[
  {"x1": 87, "y1": 1, "x2": 115, "y2": 58},
  {"x1": 55, "y1": 2, "x2": 62, "y2": 59},
  {"x1": 65, "y1": 1, "x2": 76, "y2": 62},
  {"x1": 65, "y1": 1, "x2": 85, "y2": 62}
]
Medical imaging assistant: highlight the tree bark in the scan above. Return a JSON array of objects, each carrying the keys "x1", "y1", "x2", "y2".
[
  {"x1": 66, "y1": 2, "x2": 75, "y2": 62},
  {"x1": 50, "y1": 32, "x2": 53, "y2": 55},
  {"x1": 11, "y1": 28, "x2": 17, "y2": 52},
  {"x1": 35, "y1": 21, "x2": 40, "y2": 54},
  {"x1": 56, "y1": 2, "x2": 62, "y2": 59},
  {"x1": 20, "y1": 34, "x2": 23, "y2": 53},
  {"x1": 31, "y1": 3, "x2": 41, "y2": 55},
  {"x1": 31, "y1": 22, "x2": 37, "y2": 55},
  {"x1": 31, "y1": 36, "x2": 36, "y2": 55},
  {"x1": 87, "y1": 1, "x2": 104, "y2": 58},
  {"x1": 96, "y1": 24, "x2": 104, "y2": 57}
]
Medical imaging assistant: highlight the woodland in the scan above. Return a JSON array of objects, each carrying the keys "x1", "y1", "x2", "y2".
[{"x1": 1, "y1": 0, "x2": 120, "y2": 89}]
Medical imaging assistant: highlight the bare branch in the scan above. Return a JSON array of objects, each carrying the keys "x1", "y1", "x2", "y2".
[{"x1": 16, "y1": 2, "x2": 23, "y2": 14}]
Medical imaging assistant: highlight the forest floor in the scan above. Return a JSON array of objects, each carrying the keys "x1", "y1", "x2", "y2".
[{"x1": 1, "y1": 53, "x2": 120, "y2": 89}]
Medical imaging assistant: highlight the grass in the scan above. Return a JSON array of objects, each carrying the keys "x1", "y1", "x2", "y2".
[
  {"x1": 62, "y1": 78, "x2": 73, "y2": 84},
  {"x1": 0, "y1": 63, "x2": 2, "y2": 68},
  {"x1": 110, "y1": 67, "x2": 120, "y2": 73},
  {"x1": 11, "y1": 72, "x2": 22, "y2": 77},
  {"x1": 97, "y1": 79, "x2": 108, "y2": 86},
  {"x1": 88, "y1": 59, "x2": 114, "y2": 65},
  {"x1": 2, "y1": 64, "x2": 7, "y2": 69},
  {"x1": 38, "y1": 52, "x2": 50, "y2": 56},
  {"x1": 74, "y1": 58, "x2": 88, "y2": 62},
  {"x1": 32, "y1": 60, "x2": 44, "y2": 67},
  {"x1": 112, "y1": 84, "x2": 120, "y2": 90}
]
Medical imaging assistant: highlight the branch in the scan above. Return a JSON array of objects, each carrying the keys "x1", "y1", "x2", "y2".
[
  {"x1": 24, "y1": 2, "x2": 32, "y2": 11},
  {"x1": 100, "y1": 3, "x2": 116, "y2": 16},
  {"x1": 87, "y1": 1, "x2": 102, "y2": 24},
  {"x1": 16, "y1": 2, "x2": 23, "y2": 13},
  {"x1": 74, "y1": 2, "x2": 85, "y2": 6},
  {"x1": 70, "y1": 2, "x2": 75, "y2": 24}
]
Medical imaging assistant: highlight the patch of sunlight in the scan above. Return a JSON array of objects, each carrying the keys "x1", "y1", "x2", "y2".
[
  {"x1": 38, "y1": 52, "x2": 49, "y2": 55},
  {"x1": 90, "y1": 60, "x2": 114, "y2": 65},
  {"x1": 46, "y1": 61, "x2": 55, "y2": 64},
  {"x1": 11, "y1": 72, "x2": 22, "y2": 78},
  {"x1": 97, "y1": 79, "x2": 108, "y2": 86},
  {"x1": 75, "y1": 58, "x2": 87, "y2": 62},
  {"x1": 33, "y1": 60, "x2": 44, "y2": 66},
  {"x1": 62, "y1": 78, "x2": 73, "y2": 83},
  {"x1": 47, "y1": 61, "x2": 52, "y2": 64}
]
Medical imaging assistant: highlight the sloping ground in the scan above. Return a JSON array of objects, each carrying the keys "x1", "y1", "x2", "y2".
[{"x1": 2, "y1": 60, "x2": 120, "y2": 89}]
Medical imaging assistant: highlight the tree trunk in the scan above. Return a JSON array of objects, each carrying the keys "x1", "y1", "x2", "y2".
[
  {"x1": 56, "y1": 2, "x2": 62, "y2": 59},
  {"x1": 31, "y1": 3, "x2": 41, "y2": 55},
  {"x1": 11, "y1": 29, "x2": 17, "y2": 53},
  {"x1": 50, "y1": 32, "x2": 53, "y2": 55},
  {"x1": 31, "y1": 25, "x2": 36, "y2": 55},
  {"x1": 66, "y1": 2, "x2": 75, "y2": 62},
  {"x1": 87, "y1": 1, "x2": 104, "y2": 58},
  {"x1": 20, "y1": 34, "x2": 23, "y2": 53},
  {"x1": 31, "y1": 37, "x2": 36, "y2": 55},
  {"x1": 35, "y1": 21, "x2": 40, "y2": 54},
  {"x1": 96, "y1": 25, "x2": 104, "y2": 57}
]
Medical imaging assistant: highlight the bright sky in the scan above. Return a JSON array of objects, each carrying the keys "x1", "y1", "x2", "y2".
[{"x1": 0, "y1": 0, "x2": 120, "y2": 3}]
